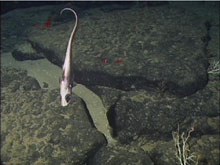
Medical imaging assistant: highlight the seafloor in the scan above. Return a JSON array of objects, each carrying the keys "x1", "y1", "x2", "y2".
[{"x1": 1, "y1": 2, "x2": 219, "y2": 165}]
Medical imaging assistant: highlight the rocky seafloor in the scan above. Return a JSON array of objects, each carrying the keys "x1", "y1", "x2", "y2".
[{"x1": 1, "y1": 2, "x2": 219, "y2": 165}]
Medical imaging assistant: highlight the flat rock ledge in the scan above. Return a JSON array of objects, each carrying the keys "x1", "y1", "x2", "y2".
[{"x1": 28, "y1": 5, "x2": 209, "y2": 97}]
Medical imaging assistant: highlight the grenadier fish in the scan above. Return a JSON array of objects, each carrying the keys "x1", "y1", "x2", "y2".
[{"x1": 60, "y1": 8, "x2": 78, "y2": 106}]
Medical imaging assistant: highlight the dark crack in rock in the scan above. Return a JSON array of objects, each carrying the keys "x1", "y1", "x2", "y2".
[{"x1": 12, "y1": 42, "x2": 45, "y2": 61}]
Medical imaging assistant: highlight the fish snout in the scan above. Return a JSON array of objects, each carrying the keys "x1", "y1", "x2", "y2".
[
  {"x1": 65, "y1": 93, "x2": 72, "y2": 104},
  {"x1": 60, "y1": 82, "x2": 72, "y2": 106},
  {"x1": 61, "y1": 93, "x2": 72, "y2": 106}
]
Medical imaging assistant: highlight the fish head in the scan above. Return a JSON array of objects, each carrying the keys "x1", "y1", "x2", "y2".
[{"x1": 60, "y1": 78, "x2": 73, "y2": 106}]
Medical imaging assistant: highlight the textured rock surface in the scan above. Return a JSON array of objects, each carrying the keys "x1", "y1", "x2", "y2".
[
  {"x1": 1, "y1": 67, "x2": 105, "y2": 165},
  {"x1": 28, "y1": 5, "x2": 209, "y2": 97},
  {"x1": 1, "y1": 2, "x2": 219, "y2": 165},
  {"x1": 89, "y1": 145, "x2": 154, "y2": 165},
  {"x1": 141, "y1": 133, "x2": 220, "y2": 165},
  {"x1": 113, "y1": 79, "x2": 219, "y2": 143},
  {"x1": 1, "y1": 4, "x2": 62, "y2": 53}
]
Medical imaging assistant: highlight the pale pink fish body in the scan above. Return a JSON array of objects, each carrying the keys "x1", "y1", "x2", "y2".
[{"x1": 60, "y1": 8, "x2": 78, "y2": 106}]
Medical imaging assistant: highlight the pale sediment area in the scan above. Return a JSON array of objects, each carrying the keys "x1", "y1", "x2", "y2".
[{"x1": 1, "y1": 52, "x2": 61, "y2": 89}]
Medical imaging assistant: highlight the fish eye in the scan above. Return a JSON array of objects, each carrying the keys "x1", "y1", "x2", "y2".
[{"x1": 65, "y1": 94, "x2": 72, "y2": 103}]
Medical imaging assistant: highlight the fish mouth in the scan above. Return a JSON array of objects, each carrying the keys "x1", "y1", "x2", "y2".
[
  {"x1": 61, "y1": 94, "x2": 71, "y2": 106},
  {"x1": 65, "y1": 94, "x2": 72, "y2": 103}
]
